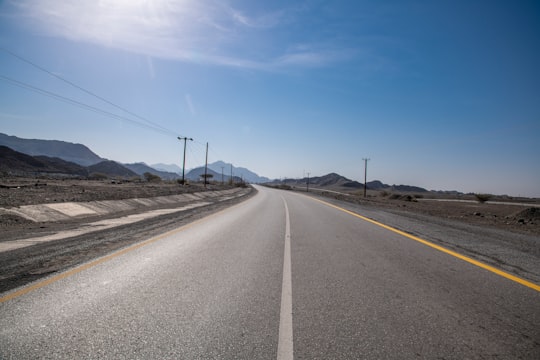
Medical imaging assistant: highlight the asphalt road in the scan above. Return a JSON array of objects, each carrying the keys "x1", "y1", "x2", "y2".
[{"x1": 1, "y1": 186, "x2": 539, "y2": 359}]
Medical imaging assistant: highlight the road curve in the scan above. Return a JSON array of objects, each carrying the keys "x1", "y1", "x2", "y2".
[{"x1": 1, "y1": 185, "x2": 539, "y2": 359}]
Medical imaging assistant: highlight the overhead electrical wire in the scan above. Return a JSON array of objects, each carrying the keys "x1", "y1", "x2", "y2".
[
  {"x1": 1, "y1": 47, "x2": 230, "y2": 166},
  {"x1": 0, "y1": 75, "x2": 174, "y2": 136},
  {"x1": 1, "y1": 73, "x2": 223, "y2": 167},
  {"x1": 0, "y1": 47, "x2": 177, "y2": 136}
]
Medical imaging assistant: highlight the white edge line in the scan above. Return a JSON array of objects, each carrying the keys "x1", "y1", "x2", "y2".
[{"x1": 277, "y1": 197, "x2": 294, "y2": 360}]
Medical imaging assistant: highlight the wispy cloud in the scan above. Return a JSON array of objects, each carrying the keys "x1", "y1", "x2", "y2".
[
  {"x1": 8, "y1": 0, "x2": 353, "y2": 70},
  {"x1": 184, "y1": 94, "x2": 196, "y2": 116},
  {"x1": 229, "y1": 8, "x2": 286, "y2": 29}
]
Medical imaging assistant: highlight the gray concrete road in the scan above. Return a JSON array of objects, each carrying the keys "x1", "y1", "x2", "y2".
[{"x1": 1, "y1": 186, "x2": 539, "y2": 359}]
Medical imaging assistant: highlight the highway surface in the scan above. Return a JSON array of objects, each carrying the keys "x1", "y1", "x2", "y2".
[{"x1": 1, "y1": 185, "x2": 539, "y2": 359}]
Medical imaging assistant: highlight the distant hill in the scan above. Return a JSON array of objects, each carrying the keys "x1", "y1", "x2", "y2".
[
  {"x1": 365, "y1": 180, "x2": 428, "y2": 193},
  {"x1": 0, "y1": 133, "x2": 105, "y2": 166},
  {"x1": 151, "y1": 163, "x2": 182, "y2": 174},
  {"x1": 207, "y1": 161, "x2": 269, "y2": 183},
  {"x1": 268, "y1": 173, "x2": 429, "y2": 193},
  {"x1": 277, "y1": 173, "x2": 362, "y2": 188},
  {"x1": 87, "y1": 161, "x2": 138, "y2": 178},
  {"x1": 124, "y1": 163, "x2": 180, "y2": 180},
  {"x1": 185, "y1": 166, "x2": 242, "y2": 183},
  {"x1": 0, "y1": 145, "x2": 88, "y2": 177},
  {"x1": 185, "y1": 167, "x2": 221, "y2": 182},
  {"x1": 0, "y1": 145, "x2": 144, "y2": 179}
]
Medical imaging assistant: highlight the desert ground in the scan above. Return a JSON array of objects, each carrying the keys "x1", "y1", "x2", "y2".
[
  {"x1": 0, "y1": 177, "x2": 538, "y2": 293},
  {"x1": 0, "y1": 177, "x2": 539, "y2": 236}
]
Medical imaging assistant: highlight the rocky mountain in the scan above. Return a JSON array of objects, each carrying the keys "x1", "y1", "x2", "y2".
[
  {"x1": 0, "y1": 133, "x2": 105, "y2": 166},
  {"x1": 124, "y1": 163, "x2": 180, "y2": 180}
]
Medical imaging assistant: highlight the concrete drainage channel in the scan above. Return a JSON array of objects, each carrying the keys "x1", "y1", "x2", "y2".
[{"x1": 0, "y1": 187, "x2": 250, "y2": 253}]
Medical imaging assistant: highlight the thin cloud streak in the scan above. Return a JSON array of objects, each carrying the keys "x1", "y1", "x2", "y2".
[
  {"x1": 9, "y1": 0, "x2": 354, "y2": 70},
  {"x1": 184, "y1": 94, "x2": 196, "y2": 116}
]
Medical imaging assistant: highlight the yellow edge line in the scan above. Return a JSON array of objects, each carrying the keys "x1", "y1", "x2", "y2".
[
  {"x1": 311, "y1": 197, "x2": 540, "y2": 292},
  {"x1": 0, "y1": 196, "x2": 251, "y2": 303}
]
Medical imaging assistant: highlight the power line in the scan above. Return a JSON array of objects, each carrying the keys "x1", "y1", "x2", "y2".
[
  {"x1": 0, "y1": 75, "x2": 175, "y2": 136},
  {"x1": 0, "y1": 47, "x2": 227, "y2": 167},
  {"x1": 1, "y1": 47, "x2": 177, "y2": 136}
]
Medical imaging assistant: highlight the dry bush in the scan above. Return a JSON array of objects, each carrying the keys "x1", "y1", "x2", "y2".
[{"x1": 474, "y1": 193, "x2": 492, "y2": 203}]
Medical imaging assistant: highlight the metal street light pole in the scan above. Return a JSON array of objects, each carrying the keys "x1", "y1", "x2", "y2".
[{"x1": 178, "y1": 136, "x2": 193, "y2": 185}]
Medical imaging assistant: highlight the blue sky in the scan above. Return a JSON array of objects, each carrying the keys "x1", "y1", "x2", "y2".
[{"x1": 0, "y1": 0, "x2": 539, "y2": 196}]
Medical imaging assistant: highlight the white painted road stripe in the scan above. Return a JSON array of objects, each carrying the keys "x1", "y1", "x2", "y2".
[{"x1": 277, "y1": 197, "x2": 294, "y2": 360}]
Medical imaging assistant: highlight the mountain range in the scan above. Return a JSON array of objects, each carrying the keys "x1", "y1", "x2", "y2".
[
  {"x1": 0, "y1": 133, "x2": 269, "y2": 183},
  {"x1": 0, "y1": 133, "x2": 434, "y2": 193},
  {"x1": 0, "y1": 133, "x2": 103, "y2": 167},
  {"x1": 0, "y1": 145, "x2": 137, "y2": 178}
]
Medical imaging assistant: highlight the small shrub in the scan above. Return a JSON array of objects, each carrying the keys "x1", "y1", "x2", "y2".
[
  {"x1": 144, "y1": 172, "x2": 162, "y2": 183},
  {"x1": 474, "y1": 193, "x2": 492, "y2": 203},
  {"x1": 89, "y1": 172, "x2": 108, "y2": 180}
]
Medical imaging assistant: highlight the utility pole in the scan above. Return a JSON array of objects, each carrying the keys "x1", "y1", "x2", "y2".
[
  {"x1": 363, "y1": 158, "x2": 370, "y2": 197},
  {"x1": 178, "y1": 136, "x2": 193, "y2": 185},
  {"x1": 221, "y1": 166, "x2": 224, "y2": 185},
  {"x1": 204, "y1": 142, "x2": 208, "y2": 188},
  {"x1": 230, "y1": 164, "x2": 233, "y2": 185},
  {"x1": 306, "y1": 172, "x2": 310, "y2": 192}
]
